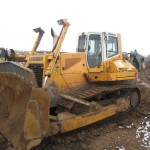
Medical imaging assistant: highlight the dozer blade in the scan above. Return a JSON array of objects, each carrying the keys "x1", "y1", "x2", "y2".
[
  {"x1": 0, "y1": 73, "x2": 32, "y2": 150},
  {"x1": 0, "y1": 62, "x2": 51, "y2": 150}
]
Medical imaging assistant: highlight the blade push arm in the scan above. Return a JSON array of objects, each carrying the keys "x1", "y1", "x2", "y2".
[
  {"x1": 31, "y1": 27, "x2": 45, "y2": 55},
  {"x1": 45, "y1": 19, "x2": 70, "y2": 77}
]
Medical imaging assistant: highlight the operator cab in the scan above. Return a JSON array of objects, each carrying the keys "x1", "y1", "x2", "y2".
[
  {"x1": 77, "y1": 32, "x2": 119, "y2": 68},
  {"x1": 0, "y1": 48, "x2": 6, "y2": 60}
]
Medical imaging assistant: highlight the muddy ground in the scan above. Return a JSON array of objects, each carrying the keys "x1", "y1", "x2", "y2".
[{"x1": 33, "y1": 67, "x2": 150, "y2": 150}]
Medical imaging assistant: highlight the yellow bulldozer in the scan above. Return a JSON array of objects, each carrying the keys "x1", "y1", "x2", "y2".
[
  {"x1": 0, "y1": 19, "x2": 141, "y2": 150},
  {"x1": 0, "y1": 47, "x2": 26, "y2": 62}
]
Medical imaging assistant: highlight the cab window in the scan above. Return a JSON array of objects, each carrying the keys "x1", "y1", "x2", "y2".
[
  {"x1": 77, "y1": 35, "x2": 86, "y2": 52},
  {"x1": 87, "y1": 34, "x2": 102, "y2": 68},
  {"x1": 107, "y1": 36, "x2": 118, "y2": 58}
]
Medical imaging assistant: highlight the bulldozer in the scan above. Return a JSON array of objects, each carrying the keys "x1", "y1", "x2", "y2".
[
  {"x1": 0, "y1": 47, "x2": 26, "y2": 62},
  {"x1": 0, "y1": 19, "x2": 141, "y2": 150},
  {"x1": 123, "y1": 50, "x2": 146, "y2": 72},
  {"x1": 123, "y1": 50, "x2": 146, "y2": 79}
]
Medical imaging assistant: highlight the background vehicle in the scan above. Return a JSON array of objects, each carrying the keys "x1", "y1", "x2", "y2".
[
  {"x1": 0, "y1": 47, "x2": 26, "y2": 62},
  {"x1": 0, "y1": 19, "x2": 141, "y2": 150},
  {"x1": 123, "y1": 50, "x2": 146, "y2": 72}
]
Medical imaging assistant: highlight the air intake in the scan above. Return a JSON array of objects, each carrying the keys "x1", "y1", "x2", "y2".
[{"x1": 28, "y1": 64, "x2": 43, "y2": 87}]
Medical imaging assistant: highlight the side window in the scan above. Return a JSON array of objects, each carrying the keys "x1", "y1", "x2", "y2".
[
  {"x1": 88, "y1": 34, "x2": 101, "y2": 55},
  {"x1": 77, "y1": 35, "x2": 86, "y2": 52},
  {"x1": 107, "y1": 36, "x2": 118, "y2": 58}
]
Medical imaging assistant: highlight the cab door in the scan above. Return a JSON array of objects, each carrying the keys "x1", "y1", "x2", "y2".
[
  {"x1": 87, "y1": 34, "x2": 102, "y2": 68},
  {"x1": 103, "y1": 33, "x2": 122, "y2": 69}
]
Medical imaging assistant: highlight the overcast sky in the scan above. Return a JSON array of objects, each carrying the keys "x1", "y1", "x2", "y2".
[{"x1": 0, "y1": 0, "x2": 150, "y2": 56}]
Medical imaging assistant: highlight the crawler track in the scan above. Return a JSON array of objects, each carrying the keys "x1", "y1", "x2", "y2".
[
  {"x1": 57, "y1": 84, "x2": 140, "y2": 114},
  {"x1": 69, "y1": 84, "x2": 133, "y2": 100}
]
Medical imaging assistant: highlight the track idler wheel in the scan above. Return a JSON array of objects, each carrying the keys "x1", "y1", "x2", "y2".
[{"x1": 129, "y1": 88, "x2": 141, "y2": 108}]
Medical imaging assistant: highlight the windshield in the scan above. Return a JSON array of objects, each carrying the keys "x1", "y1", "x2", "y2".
[{"x1": 77, "y1": 34, "x2": 86, "y2": 52}]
